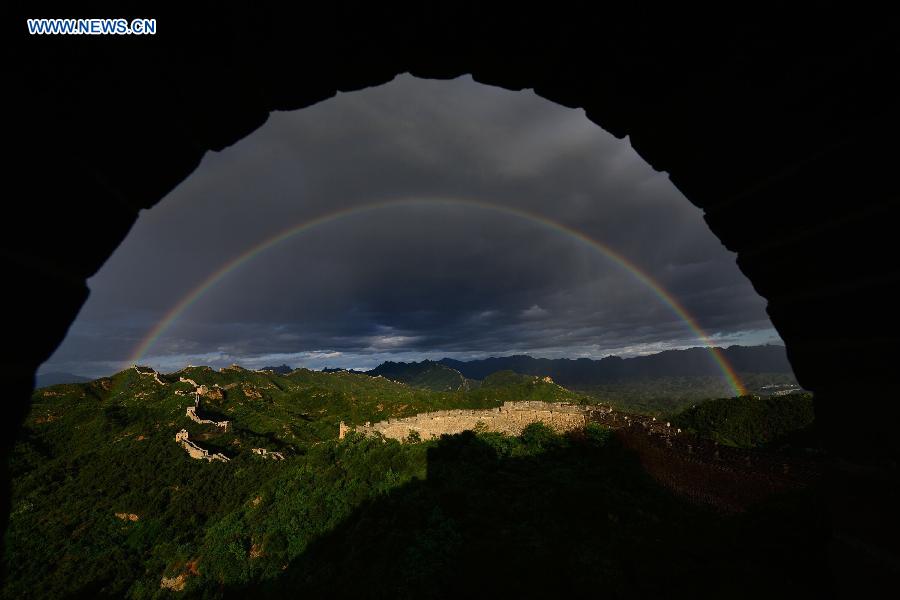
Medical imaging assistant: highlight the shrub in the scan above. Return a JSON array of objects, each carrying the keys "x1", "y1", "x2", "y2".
[
  {"x1": 520, "y1": 422, "x2": 556, "y2": 450},
  {"x1": 583, "y1": 422, "x2": 612, "y2": 446}
]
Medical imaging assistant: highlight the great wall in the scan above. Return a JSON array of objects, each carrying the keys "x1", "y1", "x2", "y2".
[
  {"x1": 174, "y1": 429, "x2": 230, "y2": 462},
  {"x1": 185, "y1": 405, "x2": 230, "y2": 430},
  {"x1": 340, "y1": 399, "x2": 822, "y2": 512},
  {"x1": 153, "y1": 367, "x2": 285, "y2": 463},
  {"x1": 252, "y1": 448, "x2": 285, "y2": 460},
  {"x1": 340, "y1": 401, "x2": 596, "y2": 441},
  {"x1": 134, "y1": 363, "x2": 822, "y2": 511},
  {"x1": 133, "y1": 365, "x2": 166, "y2": 386},
  {"x1": 131, "y1": 365, "x2": 237, "y2": 463},
  {"x1": 580, "y1": 405, "x2": 821, "y2": 512}
]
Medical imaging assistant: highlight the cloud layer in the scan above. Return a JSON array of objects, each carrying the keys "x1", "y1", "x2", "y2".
[{"x1": 42, "y1": 75, "x2": 782, "y2": 377}]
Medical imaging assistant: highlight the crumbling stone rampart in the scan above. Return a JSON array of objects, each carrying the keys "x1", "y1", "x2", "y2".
[
  {"x1": 252, "y1": 448, "x2": 285, "y2": 460},
  {"x1": 174, "y1": 429, "x2": 229, "y2": 462},
  {"x1": 133, "y1": 365, "x2": 166, "y2": 386},
  {"x1": 177, "y1": 379, "x2": 230, "y2": 430},
  {"x1": 185, "y1": 406, "x2": 229, "y2": 430},
  {"x1": 342, "y1": 401, "x2": 589, "y2": 441}
]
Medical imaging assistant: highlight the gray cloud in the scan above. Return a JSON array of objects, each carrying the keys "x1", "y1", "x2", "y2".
[{"x1": 42, "y1": 74, "x2": 781, "y2": 377}]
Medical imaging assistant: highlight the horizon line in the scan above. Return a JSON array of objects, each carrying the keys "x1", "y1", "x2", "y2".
[{"x1": 49, "y1": 341, "x2": 784, "y2": 380}]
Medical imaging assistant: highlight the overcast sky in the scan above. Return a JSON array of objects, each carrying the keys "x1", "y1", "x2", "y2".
[{"x1": 42, "y1": 74, "x2": 782, "y2": 377}]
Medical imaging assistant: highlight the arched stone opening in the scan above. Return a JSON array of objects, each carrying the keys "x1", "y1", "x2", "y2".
[{"x1": 9, "y1": 8, "x2": 897, "y2": 592}]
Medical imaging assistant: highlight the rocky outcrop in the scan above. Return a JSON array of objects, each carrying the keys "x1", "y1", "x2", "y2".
[
  {"x1": 241, "y1": 384, "x2": 262, "y2": 400},
  {"x1": 160, "y1": 574, "x2": 187, "y2": 592},
  {"x1": 114, "y1": 512, "x2": 139, "y2": 522},
  {"x1": 203, "y1": 386, "x2": 224, "y2": 401},
  {"x1": 159, "y1": 559, "x2": 199, "y2": 592}
]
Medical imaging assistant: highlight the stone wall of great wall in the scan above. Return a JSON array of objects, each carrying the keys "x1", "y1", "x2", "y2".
[
  {"x1": 134, "y1": 366, "x2": 285, "y2": 463},
  {"x1": 252, "y1": 447, "x2": 285, "y2": 460},
  {"x1": 587, "y1": 406, "x2": 823, "y2": 512},
  {"x1": 341, "y1": 401, "x2": 592, "y2": 441},
  {"x1": 132, "y1": 366, "x2": 234, "y2": 462},
  {"x1": 185, "y1": 406, "x2": 229, "y2": 431},
  {"x1": 340, "y1": 399, "x2": 822, "y2": 512},
  {"x1": 138, "y1": 365, "x2": 823, "y2": 509},
  {"x1": 133, "y1": 365, "x2": 166, "y2": 386},
  {"x1": 174, "y1": 429, "x2": 230, "y2": 462}
]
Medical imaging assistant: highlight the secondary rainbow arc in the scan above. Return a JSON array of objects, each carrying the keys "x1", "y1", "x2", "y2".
[{"x1": 129, "y1": 197, "x2": 747, "y2": 396}]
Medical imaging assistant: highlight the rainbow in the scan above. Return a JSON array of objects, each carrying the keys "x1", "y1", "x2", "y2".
[{"x1": 129, "y1": 198, "x2": 747, "y2": 396}]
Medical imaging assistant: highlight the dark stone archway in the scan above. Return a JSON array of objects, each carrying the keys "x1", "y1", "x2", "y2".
[{"x1": 9, "y1": 6, "x2": 898, "y2": 592}]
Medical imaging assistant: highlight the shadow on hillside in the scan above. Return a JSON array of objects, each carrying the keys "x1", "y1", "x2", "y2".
[{"x1": 224, "y1": 431, "x2": 832, "y2": 599}]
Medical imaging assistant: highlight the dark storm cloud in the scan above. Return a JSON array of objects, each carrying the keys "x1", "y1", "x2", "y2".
[{"x1": 42, "y1": 75, "x2": 782, "y2": 376}]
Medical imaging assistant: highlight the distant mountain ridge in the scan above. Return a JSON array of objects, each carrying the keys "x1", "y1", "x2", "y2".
[
  {"x1": 368, "y1": 345, "x2": 793, "y2": 390},
  {"x1": 35, "y1": 372, "x2": 91, "y2": 388},
  {"x1": 260, "y1": 364, "x2": 293, "y2": 375},
  {"x1": 367, "y1": 361, "x2": 476, "y2": 392}
]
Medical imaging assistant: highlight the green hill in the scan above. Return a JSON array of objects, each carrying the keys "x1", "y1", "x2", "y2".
[
  {"x1": 4, "y1": 366, "x2": 826, "y2": 598},
  {"x1": 671, "y1": 393, "x2": 817, "y2": 449},
  {"x1": 368, "y1": 357, "x2": 802, "y2": 416},
  {"x1": 367, "y1": 360, "x2": 478, "y2": 392},
  {"x1": 5, "y1": 366, "x2": 585, "y2": 597}
]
